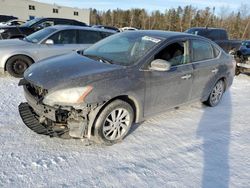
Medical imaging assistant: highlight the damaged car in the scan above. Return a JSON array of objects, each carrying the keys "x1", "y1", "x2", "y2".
[
  {"x1": 234, "y1": 40, "x2": 250, "y2": 75},
  {"x1": 18, "y1": 31, "x2": 235, "y2": 145}
]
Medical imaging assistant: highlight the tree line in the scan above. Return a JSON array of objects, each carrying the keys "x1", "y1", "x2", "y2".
[{"x1": 90, "y1": 5, "x2": 250, "y2": 40}]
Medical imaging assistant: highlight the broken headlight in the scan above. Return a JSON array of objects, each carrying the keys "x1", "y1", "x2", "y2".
[{"x1": 43, "y1": 86, "x2": 93, "y2": 107}]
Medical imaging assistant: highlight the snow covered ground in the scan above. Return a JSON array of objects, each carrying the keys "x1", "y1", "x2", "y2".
[{"x1": 0, "y1": 74, "x2": 249, "y2": 188}]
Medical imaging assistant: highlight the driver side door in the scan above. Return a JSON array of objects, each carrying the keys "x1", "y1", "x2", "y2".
[{"x1": 143, "y1": 39, "x2": 194, "y2": 116}]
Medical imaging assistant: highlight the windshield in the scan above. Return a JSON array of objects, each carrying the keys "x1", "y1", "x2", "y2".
[
  {"x1": 83, "y1": 32, "x2": 162, "y2": 66},
  {"x1": 24, "y1": 28, "x2": 57, "y2": 43},
  {"x1": 21, "y1": 18, "x2": 41, "y2": 27}
]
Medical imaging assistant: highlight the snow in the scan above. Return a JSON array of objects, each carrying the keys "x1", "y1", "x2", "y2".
[{"x1": 0, "y1": 74, "x2": 250, "y2": 188}]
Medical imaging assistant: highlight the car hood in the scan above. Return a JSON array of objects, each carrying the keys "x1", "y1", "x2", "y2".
[
  {"x1": 24, "y1": 52, "x2": 124, "y2": 90},
  {"x1": 0, "y1": 39, "x2": 30, "y2": 48}
]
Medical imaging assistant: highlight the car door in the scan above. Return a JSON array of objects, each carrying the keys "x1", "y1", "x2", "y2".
[
  {"x1": 37, "y1": 29, "x2": 80, "y2": 60},
  {"x1": 143, "y1": 39, "x2": 194, "y2": 116},
  {"x1": 190, "y1": 39, "x2": 221, "y2": 100}
]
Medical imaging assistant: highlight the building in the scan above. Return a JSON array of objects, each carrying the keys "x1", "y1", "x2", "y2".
[{"x1": 0, "y1": 0, "x2": 90, "y2": 24}]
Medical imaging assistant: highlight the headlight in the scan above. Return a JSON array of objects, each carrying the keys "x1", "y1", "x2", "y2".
[
  {"x1": 0, "y1": 29, "x2": 5, "y2": 34},
  {"x1": 43, "y1": 86, "x2": 93, "y2": 106}
]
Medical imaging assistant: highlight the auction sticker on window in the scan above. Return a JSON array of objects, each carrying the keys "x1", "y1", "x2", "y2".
[{"x1": 142, "y1": 36, "x2": 161, "y2": 43}]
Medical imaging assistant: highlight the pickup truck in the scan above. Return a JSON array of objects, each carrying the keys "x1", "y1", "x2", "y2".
[
  {"x1": 0, "y1": 17, "x2": 87, "y2": 39},
  {"x1": 185, "y1": 27, "x2": 241, "y2": 53}
]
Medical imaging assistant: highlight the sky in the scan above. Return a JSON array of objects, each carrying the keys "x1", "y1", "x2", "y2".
[{"x1": 34, "y1": 0, "x2": 249, "y2": 13}]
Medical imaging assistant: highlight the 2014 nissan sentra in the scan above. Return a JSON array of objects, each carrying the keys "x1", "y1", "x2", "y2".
[{"x1": 18, "y1": 31, "x2": 235, "y2": 145}]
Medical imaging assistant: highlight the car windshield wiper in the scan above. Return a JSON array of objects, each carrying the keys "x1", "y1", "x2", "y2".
[{"x1": 84, "y1": 54, "x2": 113, "y2": 64}]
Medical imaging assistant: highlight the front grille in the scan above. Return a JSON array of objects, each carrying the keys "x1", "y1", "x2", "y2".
[{"x1": 26, "y1": 83, "x2": 48, "y2": 100}]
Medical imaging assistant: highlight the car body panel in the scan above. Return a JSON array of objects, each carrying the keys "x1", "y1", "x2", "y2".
[{"x1": 144, "y1": 64, "x2": 193, "y2": 116}]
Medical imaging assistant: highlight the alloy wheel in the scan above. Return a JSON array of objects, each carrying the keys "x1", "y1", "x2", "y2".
[{"x1": 102, "y1": 108, "x2": 131, "y2": 141}]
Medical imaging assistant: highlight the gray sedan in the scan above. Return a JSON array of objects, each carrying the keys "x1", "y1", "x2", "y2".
[
  {"x1": 19, "y1": 31, "x2": 235, "y2": 145},
  {"x1": 0, "y1": 25, "x2": 115, "y2": 77}
]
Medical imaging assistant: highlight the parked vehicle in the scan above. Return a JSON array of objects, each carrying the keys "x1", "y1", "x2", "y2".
[
  {"x1": 0, "y1": 19, "x2": 25, "y2": 26},
  {"x1": 19, "y1": 31, "x2": 235, "y2": 145},
  {"x1": 0, "y1": 17, "x2": 87, "y2": 40},
  {"x1": 0, "y1": 15, "x2": 18, "y2": 23},
  {"x1": 120, "y1": 27, "x2": 138, "y2": 32},
  {"x1": 0, "y1": 26, "x2": 115, "y2": 77},
  {"x1": 239, "y1": 40, "x2": 250, "y2": 56},
  {"x1": 234, "y1": 40, "x2": 250, "y2": 75},
  {"x1": 185, "y1": 27, "x2": 241, "y2": 53},
  {"x1": 92, "y1": 25, "x2": 120, "y2": 32}
]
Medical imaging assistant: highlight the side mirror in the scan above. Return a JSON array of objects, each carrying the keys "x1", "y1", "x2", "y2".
[
  {"x1": 45, "y1": 39, "x2": 54, "y2": 45},
  {"x1": 149, "y1": 59, "x2": 171, "y2": 72}
]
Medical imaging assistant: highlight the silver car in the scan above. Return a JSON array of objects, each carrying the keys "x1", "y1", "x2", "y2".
[{"x1": 0, "y1": 25, "x2": 115, "y2": 77}]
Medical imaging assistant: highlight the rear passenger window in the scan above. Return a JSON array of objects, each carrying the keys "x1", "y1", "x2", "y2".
[
  {"x1": 192, "y1": 40, "x2": 214, "y2": 62},
  {"x1": 78, "y1": 30, "x2": 102, "y2": 44}
]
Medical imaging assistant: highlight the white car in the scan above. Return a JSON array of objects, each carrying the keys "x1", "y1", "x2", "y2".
[
  {"x1": 119, "y1": 27, "x2": 138, "y2": 32},
  {"x1": 0, "y1": 19, "x2": 25, "y2": 26}
]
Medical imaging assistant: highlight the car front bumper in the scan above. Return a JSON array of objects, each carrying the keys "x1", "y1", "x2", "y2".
[{"x1": 19, "y1": 84, "x2": 90, "y2": 139}]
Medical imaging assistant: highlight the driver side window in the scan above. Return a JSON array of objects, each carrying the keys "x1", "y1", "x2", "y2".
[{"x1": 154, "y1": 41, "x2": 189, "y2": 67}]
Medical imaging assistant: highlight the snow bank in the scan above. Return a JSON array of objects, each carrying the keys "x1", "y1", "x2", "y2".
[{"x1": 0, "y1": 74, "x2": 249, "y2": 187}]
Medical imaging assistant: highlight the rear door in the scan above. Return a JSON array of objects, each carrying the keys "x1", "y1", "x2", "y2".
[
  {"x1": 143, "y1": 39, "x2": 194, "y2": 116},
  {"x1": 190, "y1": 39, "x2": 221, "y2": 100}
]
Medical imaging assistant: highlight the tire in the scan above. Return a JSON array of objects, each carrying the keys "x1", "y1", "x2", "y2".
[
  {"x1": 204, "y1": 79, "x2": 225, "y2": 107},
  {"x1": 6, "y1": 55, "x2": 33, "y2": 78},
  {"x1": 94, "y1": 100, "x2": 134, "y2": 145}
]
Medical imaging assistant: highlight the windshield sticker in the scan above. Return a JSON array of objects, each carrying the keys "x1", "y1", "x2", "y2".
[{"x1": 142, "y1": 36, "x2": 161, "y2": 43}]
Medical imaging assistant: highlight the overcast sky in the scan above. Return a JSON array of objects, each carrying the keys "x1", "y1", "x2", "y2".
[{"x1": 35, "y1": 0, "x2": 248, "y2": 13}]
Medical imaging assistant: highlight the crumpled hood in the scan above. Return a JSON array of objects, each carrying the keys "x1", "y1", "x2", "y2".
[
  {"x1": 24, "y1": 52, "x2": 123, "y2": 90},
  {"x1": 0, "y1": 39, "x2": 30, "y2": 48}
]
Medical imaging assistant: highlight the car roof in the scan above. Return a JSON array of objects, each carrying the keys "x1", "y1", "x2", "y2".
[
  {"x1": 48, "y1": 25, "x2": 116, "y2": 33},
  {"x1": 126, "y1": 30, "x2": 204, "y2": 39},
  {"x1": 187, "y1": 27, "x2": 226, "y2": 31}
]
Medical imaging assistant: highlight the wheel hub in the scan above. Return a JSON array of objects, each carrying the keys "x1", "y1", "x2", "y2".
[{"x1": 102, "y1": 108, "x2": 130, "y2": 141}]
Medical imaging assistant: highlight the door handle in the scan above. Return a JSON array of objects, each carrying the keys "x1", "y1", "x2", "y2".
[
  {"x1": 181, "y1": 74, "x2": 192, "y2": 80},
  {"x1": 211, "y1": 68, "x2": 218, "y2": 73}
]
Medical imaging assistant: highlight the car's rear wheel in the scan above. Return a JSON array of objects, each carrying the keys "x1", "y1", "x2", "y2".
[
  {"x1": 6, "y1": 55, "x2": 33, "y2": 78},
  {"x1": 94, "y1": 100, "x2": 134, "y2": 145},
  {"x1": 204, "y1": 79, "x2": 225, "y2": 107}
]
